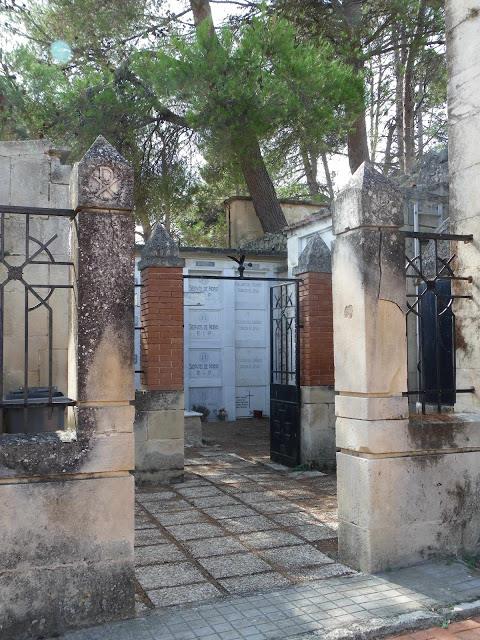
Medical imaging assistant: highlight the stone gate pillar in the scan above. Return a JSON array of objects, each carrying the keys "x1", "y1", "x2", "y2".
[
  {"x1": 334, "y1": 160, "x2": 480, "y2": 572},
  {"x1": 294, "y1": 234, "x2": 335, "y2": 470},
  {"x1": 135, "y1": 223, "x2": 185, "y2": 483},
  {"x1": 332, "y1": 163, "x2": 409, "y2": 571},
  {"x1": 0, "y1": 136, "x2": 135, "y2": 639}
]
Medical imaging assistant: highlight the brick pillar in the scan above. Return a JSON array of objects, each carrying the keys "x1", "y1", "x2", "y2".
[
  {"x1": 294, "y1": 234, "x2": 335, "y2": 470},
  {"x1": 135, "y1": 224, "x2": 185, "y2": 483}
]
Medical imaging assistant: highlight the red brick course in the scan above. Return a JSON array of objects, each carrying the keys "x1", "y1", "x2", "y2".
[
  {"x1": 140, "y1": 266, "x2": 184, "y2": 390},
  {"x1": 298, "y1": 271, "x2": 334, "y2": 387}
]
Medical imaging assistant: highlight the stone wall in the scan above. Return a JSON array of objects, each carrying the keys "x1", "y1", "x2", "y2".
[
  {"x1": 0, "y1": 137, "x2": 135, "y2": 638},
  {"x1": 226, "y1": 196, "x2": 323, "y2": 246}
]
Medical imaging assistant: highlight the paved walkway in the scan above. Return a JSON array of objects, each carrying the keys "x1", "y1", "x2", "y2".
[
  {"x1": 52, "y1": 428, "x2": 480, "y2": 639},
  {"x1": 55, "y1": 560, "x2": 480, "y2": 640},
  {"x1": 135, "y1": 444, "x2": 343, "y2": 610}
]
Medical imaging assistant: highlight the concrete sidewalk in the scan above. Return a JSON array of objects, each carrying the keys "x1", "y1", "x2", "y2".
[{"x1": 53, "y1": 560, "x2": 480, "y2": 640}]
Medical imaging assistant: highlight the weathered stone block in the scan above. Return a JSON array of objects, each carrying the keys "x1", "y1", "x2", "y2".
[
  {"x1": 76, "y1": 405, "x2": 135, "y2": 434},
  {"x1": 70, "y1": 136, "x2": 134, "y2": 211},
  {"x1": 300, "y1": 399, "x2": 336, "y2": 471},
  {"x1": 301, "y1": 385, "x2": 334, "y2": 405},
  {"x1": 147, "y1": 409, "x2": 183, "y2": 440},
  {"x1": 337, "y1": 448, "x2": 480, "y2": 572},
  {"x1": 333, "y1": 163, "x2": 403, "y2": 235},
  {"x1": 80, "y1": 432, "x2": 134, "y2": 474},
  {"x1": 185, "y1": 411, "x2": 203, "y2": 446},
  {"x1": 335, "y1": 395, "x2": 408, "y2": 420},
  {"x1": 135, "y1": 389, "x2": 184, "y2": 411},
  {"x1": 0, "y1": 475, "x2": 134, "y2": 639},
  {"x1": 136, "y1": 436, "x2": 184, "y2": 477}
]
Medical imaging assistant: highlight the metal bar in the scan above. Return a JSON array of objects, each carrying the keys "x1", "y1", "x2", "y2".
[
  {"x1": 407, "y1": 294, "x2": 472, "y2": 299},
  {"x1": 434, "y1": 240, "x2": 441, "y2": 412},
  {"x1": 31, "y1": 260, "x2": 74, "y2": 266},
  {"x1": 270, "y1": 286, "x2": 274, "y2": 387},
  {"x1": 419, "y1": 241, "x2": 425, "y2": 413},
  {"x1": 403, "y1": 231, "x2": 473, "y2": 242},
  {"x1": 24, "y1": 285, "x2": 29, "y2": 431},
  {"x1": 0, "y1": 204, "x2": 75, "y2": 218},
  {"x1": 0, "y1": 399, "x2": 77, "y2": 407},
  {"x1": 295, "y1": 280, "x2": 301, "y2": 391},
  {"x1": 183, "y1": 275, "x2": 301, "y2": 283},
  {"x1": 26, "y1": 284, "x2": 74, "y2": 289},
  {"x1": 403, "y1": 388, "x2": 474, "y2": 396},
  {"x1": 406, "y1": 275, "x2": 472, "y2": 282}
]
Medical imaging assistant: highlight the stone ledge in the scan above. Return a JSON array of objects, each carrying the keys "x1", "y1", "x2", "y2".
[{"x1": 337, "y1": 412, "x2": 480, "y2": 455}]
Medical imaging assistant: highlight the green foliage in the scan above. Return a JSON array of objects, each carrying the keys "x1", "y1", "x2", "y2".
[{"x1": 133, "y1": 13, "x2": 363, "y2": 158}]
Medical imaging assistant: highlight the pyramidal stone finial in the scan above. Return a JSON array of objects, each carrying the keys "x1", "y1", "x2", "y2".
[
  {"x1": 138, "y1": 223, "x2": 185, "y2": 270},
  {"x1": 70, "y1": 135, "x2": 134, "y2": 211},
  {"x1": 293, "y1": 232, "x2": 331, "y2": 275},
  {"x1": 333, "y1": 162, "x2": 403, "y2": 235}
]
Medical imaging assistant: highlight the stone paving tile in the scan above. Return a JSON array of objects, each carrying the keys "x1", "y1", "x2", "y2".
[
  {"x1": 135, "y1": 515, "x2": 157, "y2": 530},
  {"x1": 166, "y1": 523, "x2": 226, "y2": 541},
  {"x1": 220, "y1": 572, "x2": 291, "y2": 594},
  {"x1": 296, "y1": 562, "x2": 355, "y2": 582},
  {"x1": 203, "y1": 505, "x2": 258, "y2": 520},
  {"x1": 221, "y1": 516, "x2": 279, "y2": 534},
  {"x1": 134, "y1": 529, "x2": 169, "y2": 547},
  {"x1": 229, "y1": 490, "x2": 279, "y2": 503},
  {"x1": 293, "y1": 524, "x2": 337, "y2": 541},
  {"x1": 153, "y1": 510, "x2": 208, "y2": 526},
  {"x1": 259, "y1": 544, "x2": 334, "y2": 569},
  {"x1": 252, "y1": 500, "x2": 303, "y2": 515},
  {"x1": 136, "y1": 562, "x2": 206, "y2": 589},
  {"x1": 191, "y1": 495, "x2": 239, "y2": 508},
  {"x1": 275, "y1": 488, "x2": 317, "y2": 500},
  {"x1": 198, "y1": 553, "x2": 272, "y2": 579},
  {"x1": 238, "y1": 531, "x2": 304, "y2": 550},
  {"x1": 176, "y1": 486, "x2": 224, "y2": 498},
  {"x1": 147, "y1": 583, "x2": 223, "y2": 608},
  {"x1": 143, "y1": 499, "x2": 193, "y2": 514},
  {"x1": 185, "y1": 537, "x2": 248, "y2": 559},
  {"x1": 271, "y1": 512, "x2": 322, "y2": 527},
  {"x1": 136, "y1": 491, "x2": 177, "y2": 502},
  {"x1": 135, "y1": 544, "x2": 187, "y2": 566}
]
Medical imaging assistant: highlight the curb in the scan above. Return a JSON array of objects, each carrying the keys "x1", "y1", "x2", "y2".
[{"x1": 290, "y1": 600, "x2": 480, "y2": 640}]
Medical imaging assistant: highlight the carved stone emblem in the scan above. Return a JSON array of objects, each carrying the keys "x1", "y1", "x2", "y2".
[{"x1": 87, "y1": 166, "x2": 121, "y2": 202}]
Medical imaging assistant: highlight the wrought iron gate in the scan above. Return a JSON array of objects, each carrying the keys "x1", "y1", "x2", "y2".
[{"x1": 270, "y1": 282, "x2": 300, "y2": 467}]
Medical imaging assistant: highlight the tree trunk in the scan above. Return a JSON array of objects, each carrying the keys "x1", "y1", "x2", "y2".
[
  {"x1": 347, "y1": 108, "x2": 370, "y2": 174},
  {"x1": 403, "y1": 0, "x2": 427, "y2": 173},
  {"x1": 321, "y1": 152, "x2": 334, "y2": 200},
  {"x1": 417, "y1": 96, "x2": 424, "y2": 158},
  {"x1": 238, "y1": 135, "x2": 287, "y2": 233},
  {"x1": 383, "y1": 120, "x2": 396, "y2": 175},
  {"x1": 394, "y1": 28, "x2": 406, "y2": 172},
  {"x1": 343, "y1": 1, "x2": 370, "y2": 173},
  {"x1": 190, "y1": 0, "x2": 286, "y2": 232},
  {"x1": 300, "y1": 143, "x2": 320, "y2": 196}
]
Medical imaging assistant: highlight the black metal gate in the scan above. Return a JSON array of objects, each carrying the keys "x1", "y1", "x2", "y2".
[{"x1": 270, "y1": 282, "x2": 300, "y2": 467}]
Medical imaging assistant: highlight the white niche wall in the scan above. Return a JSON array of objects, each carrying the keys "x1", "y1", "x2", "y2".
[{"x1": 184, "y1": 258, "x2": 276, "y2": 421}]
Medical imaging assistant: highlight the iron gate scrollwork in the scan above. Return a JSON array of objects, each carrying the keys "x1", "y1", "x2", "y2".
[
  {"x1": 270, "y1": 281, "x2": 300, "y2": 467},
  {"x1": 404, "y1": 230, "x2": 474, "y2": 413},
  {"x1": 0, "y1": 206, "x2": 76, "y2": 433}
]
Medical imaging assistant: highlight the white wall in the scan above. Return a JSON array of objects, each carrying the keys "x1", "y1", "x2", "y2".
[{"x1": 182, "y1": 256, "x2": 285, "y2": 421}]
